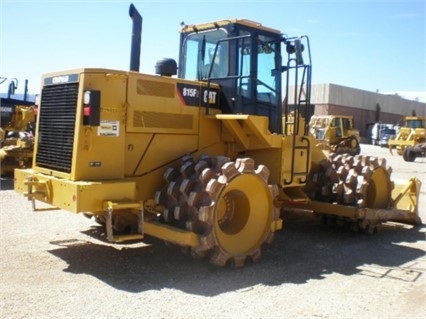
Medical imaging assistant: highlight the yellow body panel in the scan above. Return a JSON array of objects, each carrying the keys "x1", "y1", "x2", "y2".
[
  {"x1": 15, "y1": 168, "x2": 136, "y2": 213},
  {"x1": 14, "y1": 68, "x2": 229, "y2": 213},
  {"x1": 212, "y1": 114, "x2": 282, "y2": 149},
  {"x1": 144, "y1": 221, "x2": 201, "y2": 247},
  {"x1": 126, "y1": 74, "x2": 199, "y2": 135},
  {"x1": 72, "y1": 72, "x2": 127, "y2": 180}
]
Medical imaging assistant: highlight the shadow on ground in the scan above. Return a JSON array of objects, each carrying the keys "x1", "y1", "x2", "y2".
[{"x1": 48, "y1": 211, "x2": 426, "y2": 296}]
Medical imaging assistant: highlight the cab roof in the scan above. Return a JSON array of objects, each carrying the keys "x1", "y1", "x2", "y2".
[{"x1": 180, "y1": 19, "x2": 282, "y2": 35}]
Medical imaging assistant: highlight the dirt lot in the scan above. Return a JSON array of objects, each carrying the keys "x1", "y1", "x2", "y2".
[{"x1": 1, "y1": 144, "x2": 425, "y2": 318}]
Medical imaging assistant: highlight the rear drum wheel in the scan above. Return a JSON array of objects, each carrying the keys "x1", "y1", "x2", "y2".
[{"x1": 305, "y1": 153, "x2": 394, "y2": 231}]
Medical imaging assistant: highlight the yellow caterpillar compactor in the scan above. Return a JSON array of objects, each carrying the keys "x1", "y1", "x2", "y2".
[{"x1": 14, "y1": 4, "x2": 421, "y2": 267}]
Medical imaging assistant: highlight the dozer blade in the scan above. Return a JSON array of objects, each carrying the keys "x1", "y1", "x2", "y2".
[
  {"x1": 389, "y1": 177, "x2": 422, "y2": 224},
  {"x1": 285, "y1": 176, "x2": 422, "y2": 232}
]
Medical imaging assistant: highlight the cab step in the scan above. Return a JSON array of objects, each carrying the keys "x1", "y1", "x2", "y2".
[{"x1": 103, "y1": 200, "x2": 144, "y2": 242}]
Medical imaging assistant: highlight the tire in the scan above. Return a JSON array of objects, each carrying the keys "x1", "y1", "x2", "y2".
[{"x1": 403, "y1": 148, "x2": 416, "y2": 162}]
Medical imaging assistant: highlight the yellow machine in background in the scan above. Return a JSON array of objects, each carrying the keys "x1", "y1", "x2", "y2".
[
  {"x1": 309, "y1": 115, "x2": 361, "y2": 155},
  {"x1": 14, "y1": 4, "x2": 421, "y2": 268},
  {"x1": 0, "y1": 104, "x2": 36, "y2": 176},
  {"x1": 388, "y1": 116, "x2": 426, "y2": 155}
]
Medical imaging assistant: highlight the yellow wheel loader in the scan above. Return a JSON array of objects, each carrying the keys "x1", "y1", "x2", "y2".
[
  {"x1": 309, "y1": 115, "x2": 361, "y2": 156},
  {"x1": 14, "y1": 4, "x2": 421, "y2": 267},
  {"x1": 388, "y1": 116, "x2": 426, "y2": 155}
]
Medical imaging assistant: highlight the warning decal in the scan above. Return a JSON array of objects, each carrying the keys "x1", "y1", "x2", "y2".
[{"x1": 97, "y1": 120, "x2": 120, "y2": 136}]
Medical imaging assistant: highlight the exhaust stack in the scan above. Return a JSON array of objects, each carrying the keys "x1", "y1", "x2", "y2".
[{"x1": 129, "y1": 3, "x2": 142, "y2": 72}]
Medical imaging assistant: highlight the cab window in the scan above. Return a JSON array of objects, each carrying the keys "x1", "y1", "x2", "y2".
[{"x1": 181, "y1": 29, "x2": 228, "y2": 81}]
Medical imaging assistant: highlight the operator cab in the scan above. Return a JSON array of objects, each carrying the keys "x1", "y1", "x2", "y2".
[{"x1": 178, "y1": 19, "x2": 311, "y2": 134}]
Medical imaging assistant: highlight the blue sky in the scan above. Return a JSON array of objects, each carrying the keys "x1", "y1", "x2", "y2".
[{"x1": 1, "y1": 0, "x2": 425, "y2": 101}]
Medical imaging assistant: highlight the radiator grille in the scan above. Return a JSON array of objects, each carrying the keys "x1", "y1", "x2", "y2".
[{"x1": 35, "y1": 83, "x2": 79, "y2": 173}]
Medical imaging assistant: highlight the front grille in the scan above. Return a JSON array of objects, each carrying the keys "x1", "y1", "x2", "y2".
[{"x1": 35, "y1": 83, "x2": 79, "y2": 173}]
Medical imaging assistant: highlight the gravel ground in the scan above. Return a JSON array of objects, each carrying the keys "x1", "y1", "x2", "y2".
[{"x1": 1, "y1": 144, "x2": 425, "y2": 319}]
